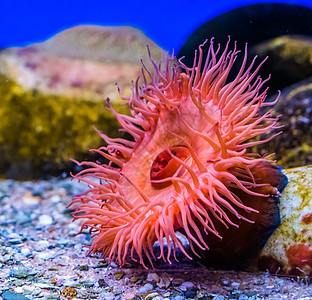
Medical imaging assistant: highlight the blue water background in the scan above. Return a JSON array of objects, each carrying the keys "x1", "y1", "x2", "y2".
[{"x1": 1, "y1": 0, "x2": 312, "y2": 51}]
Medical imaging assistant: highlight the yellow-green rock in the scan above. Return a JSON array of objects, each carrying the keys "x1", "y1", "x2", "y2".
[
  {"x1": 251, "y1": 35, "x2": 312, "y2": 93},
  {"x1": 256, "y1": 165, "x2": 312, "y2": 278},
  {"x1": 0, "y1": 25, "x2": 164, "y2": 179},
  {"x1": 0, "y1": 75, "x2": 127, "y2": 173}
]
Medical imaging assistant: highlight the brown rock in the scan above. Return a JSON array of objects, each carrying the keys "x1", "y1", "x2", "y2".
[
  {"x1": 0, "y1": 25, "x2": 164, "y2": 179},
  {"x1": 0, "y1": 25, "x2": 163, "y2": 101}
]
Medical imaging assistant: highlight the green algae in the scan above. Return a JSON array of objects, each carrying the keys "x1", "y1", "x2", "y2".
[{"x1": 0, "y1": 75, "x2": 129, "y2": 176}]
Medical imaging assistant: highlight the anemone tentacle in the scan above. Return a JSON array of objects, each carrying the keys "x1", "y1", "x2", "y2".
[{"x1": 69, "y1": 38, "x2": 283, "y2": 268}]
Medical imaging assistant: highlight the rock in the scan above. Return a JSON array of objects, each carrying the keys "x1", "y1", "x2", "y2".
[
  {"x1": 257, "y1": 77, "x2": 312, "y2": 168},
  {"x1": 22, "y1": 191, "x2": 40, "y2": 205},
  {"x1": 250, "y1": 35, "x2": 312, "y2": 92},
  {"x1": 33, "y1": 25, "x2": 163, "y2": 67},
  {"x1": 98, "y1": 279, "x2": 108, "y2": 288},
  {"x1": 9, "y1": 267, "x2": 29, "y2": 278},
  {"x1": 173, "y1": 296, "x2": 184, "y2": 300},
  {"x1": 256, "y1": 165, "x2": 312, "y2": 278},
  {"x1": 213, "y1": 296, "x2": 224, "y2": 300},
  {"x1": 143, "y1": 292, "x2": 159, "y2": 299},
  {"x1": 124, "y1": 292, "x2": 137, "y2": 300},
  {"x1": 114, "y1": 271, "x2": 125, "y2": 280},
  {"x1": 184, "y1": 289, "x2": 197, "y2": 298},
  {"x1": 146, "y1": 272, "x2": 160, "y2": 283},
  {"x1": 178, "y1": 3, "x2": 312, "y2": 91},
  {"x1": 34, "y1": 240, "x2": 50, "y2": 251},
  {"x1": 179, "y1": 281, "x2": 194, "y2": 291},
  {"x1": 138, "y1": 283, "x2": 153, "y2": 294},
  {"x1": 0, "y1": 25, "x2": 163, "y2": 179},
  {"x1": 158, "y1": 273, "x2": 171, "y2": 288}
]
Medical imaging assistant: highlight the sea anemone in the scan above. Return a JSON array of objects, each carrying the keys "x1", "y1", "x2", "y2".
[{"x1": 69, "y1": 38, "x2": 287, "y2": 268}]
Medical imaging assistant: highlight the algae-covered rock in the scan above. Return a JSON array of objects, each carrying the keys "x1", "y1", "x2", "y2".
[
  {"x1": 257, "y1": 77, "x2": 312, "y2": 168},
  {"x1": 0, "y1": 75, "x2": 129, "y2": 178},
  {"x1": 251, "y1": 35, "x2": 312, "y2": 92},
  {"x1": 0, "y1": 25, "x2": 164, "y2": 179},
  {"x1": 257, "y1": 165, "x2": 312, "y2": 278},
  {"x1": 177, "y1": 4, "x2": 312, "y2": 94}
]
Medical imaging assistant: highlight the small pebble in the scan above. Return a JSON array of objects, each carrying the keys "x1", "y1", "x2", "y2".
[
  {"x1": 231, "y1": 282, "x2": 240, "y2": 289},
  {"x1": 35, "y1": 240, "x2": 50, "y2": 251},
  {"x1": 21, "y1": 285, "x2": 35, "y2": 294},
  {"x1": 172, "y1": 278, "x2": 184, "y2": 286},
  {"x1": 98, "y1": 278, "x2": 108, "y2": 288},
  {"x1": 100, "y1": 292, "x2": 115, "y2": 300},
  {"x1": 37, "y1": 251, "x2": 55, "y2": 260},
  {"x1": 253, "y1": 278, "x2": 265, "y2": 285},
  {"x1": 179, "y1": 281, "x2": 194, "y2": 291},
  {"x1": 221, "y1": 280, "x2": 230, "y2": 286},
  {"x1": 81, "y1": 280, "x2": 95, "y2": 287},
  {"x1": 213, "y1": 296, "x2": 225, "y2": 300},
  {"x1": 20, "y1": 247, "x2": 31, "y2": 257},
  {"x1": 22, "y1": 191, "x2": 40, "y2": 205},
  {"x1": 138, "y1": 283, "x2": 154, "y2": 294},
  {"x1": 55, "y1": 238, "x2": 69, "y2": 246},
  {"x1": 114, "y1": 271, "x2": 125, "y2": 280},
  {"x1": 147, "y1": 272, "x2": 160, "y2": 282},
  {"x1": 143, "y1": 292, "x2": 159, "y2": 299},
  {"x1": 158, "y1": 273, "x2": 171, "y2": 288},
  {"x1": 185, "y1": 289, "x2": 197, "y2": 298},
  {"x1": 277, "y1": 280, "x2": 284, "y2": 286},
  {"x1": 2, "y1": 291, "x2": 29, "y2": 300},
  {"x1": 10, "y1": 267, "x2": 29, "y2": 279},
  {"x1": 50, "y1": 195, "x2": 62, "y2": 203},
  {"x1": 125, "y1": 292, "x2": 137, "y2": 300},
  {"x1": 38, "y1": 214, "x2": 53, "y2": 226},
  {"x1": 114, "y1": 289, "x2": 123, "y2": 295},
  {"x1": 130, "y1": 276, "x2": 138, "y2": 283},
  {"x1": 78, "y1": 265, "x2": 89, "y2": 271},
  {"x1": 14, "y1": 287, "x2": 23, "y2": 294},
  {"x1": 109, "y1": 261, "x2": 118, "y2": 268}
]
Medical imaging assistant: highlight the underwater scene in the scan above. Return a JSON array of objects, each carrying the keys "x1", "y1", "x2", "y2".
[{"x1": 0, "y1": 0, "x2": 312, "y2": 299}]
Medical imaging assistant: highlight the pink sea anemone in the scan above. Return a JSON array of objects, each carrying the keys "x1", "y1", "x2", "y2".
[{"x1": 69, "y1": 38, "x2": 287, "y2": 268}]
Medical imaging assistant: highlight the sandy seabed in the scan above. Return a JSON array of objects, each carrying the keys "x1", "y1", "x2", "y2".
[{"x1": 0, "y1": 178, "x2": 311, "y2": 300}]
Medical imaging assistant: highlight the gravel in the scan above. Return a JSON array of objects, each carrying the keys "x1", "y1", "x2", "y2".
[{"x1": 0, "y1": 178, "x2": 311, "y2": 299}]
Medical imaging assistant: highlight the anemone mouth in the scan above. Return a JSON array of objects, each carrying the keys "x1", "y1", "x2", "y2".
[{"x1": 150, "y1": 146, "x2": 190, "y2": 189}]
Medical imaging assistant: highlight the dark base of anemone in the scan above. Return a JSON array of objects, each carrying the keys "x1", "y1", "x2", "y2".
[{"x1": 188, "y1": 162, "x2": 288, "y2": 270}]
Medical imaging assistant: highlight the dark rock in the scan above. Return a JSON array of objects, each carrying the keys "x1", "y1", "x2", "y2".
[
  {"x1": 98, "y1": 278, "x2": 108, "y2": 288},
  {"x1": 250, "y1": 35, "x2": 312, "y2": 92},
  {"x1": 77, "y1": 265, "x2": 89, "y2": 271},
  {"x1": 258, "y1": 78, "x2": 312, "y2": 168},
  {"x1": 178, "y1": 3, "x2": 312, "y2": 94},
  {"x1": 184, "y1": 288, "x2": 197, "y2": 298}
]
